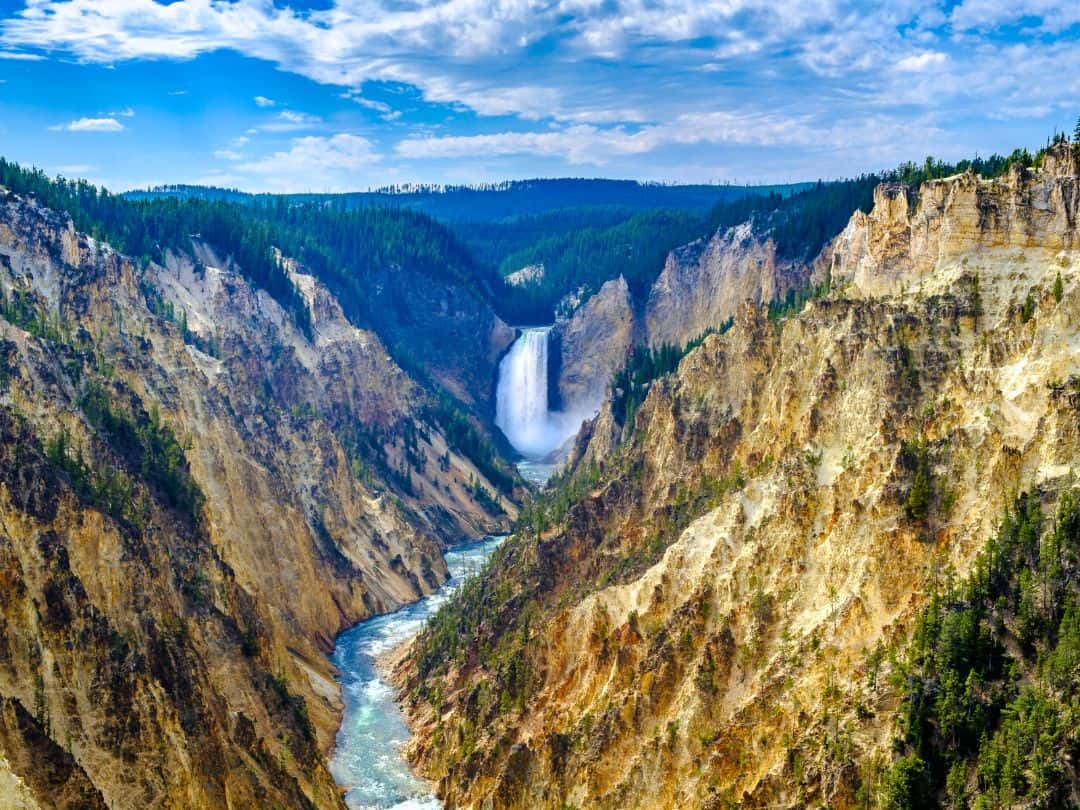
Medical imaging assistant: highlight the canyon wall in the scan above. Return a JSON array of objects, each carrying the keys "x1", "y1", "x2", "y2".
[
  {"x1": 645, "y1": 221, "x2": 813, "y2": 349},
  {"x1": 400, "y1": 149, "x2": 1079, "y2": 808},
  {"x1": 0, "y1": 189, "x2": 515, "y2": 808},
  {"x1": 552, "y1": 219, "x2": 814, "y2": 422},
  {"x1": 553, "y1": 276, "x2": 637, "y2": 418}
]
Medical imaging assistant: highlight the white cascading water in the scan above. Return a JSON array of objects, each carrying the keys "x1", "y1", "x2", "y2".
[
  {"x1": 495, "y1": 327, "x2": 559, "y2": 458},
  {"x1": 496, "y1": 326, "x2": 599, "y2": 484}
]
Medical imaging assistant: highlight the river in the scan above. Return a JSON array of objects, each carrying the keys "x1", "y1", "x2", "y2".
[
  {"x1": 329, "y1": 535, "x2": 503, "y2": 809},
  {"x1": 330, "y1": 324, "x2": 580, "y2": 807}
]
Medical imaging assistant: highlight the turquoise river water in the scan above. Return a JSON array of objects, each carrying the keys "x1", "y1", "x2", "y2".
[{"x1": 329, "y1": 535, "x2": 503, "y2": 809}]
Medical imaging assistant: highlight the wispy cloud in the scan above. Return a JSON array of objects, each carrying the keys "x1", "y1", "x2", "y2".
[
  {"x1": 236, "y1": 133, "x2": 380, "y2": 191},
  {"x1": 950, "y1": 0, "x2": 1080, "y2": 33},
  {"x1": 0, "y1": 49, "x2": 41, "y2": 60},
  {"x1": 4, "y1": 0, "x2": 1078, "y2": 185},
  {"x1": 255, "y1": 110, "x2": 321, "y2": 132},
  {"x1": 343, "y1": 91, "x2": 401, "y2": 121},
  {"x1": 50, "y1": 117, "x2": 125, "y2": 132},
  {"x1": 396, "y1": 111, "x2": 937, "y2": 166}
]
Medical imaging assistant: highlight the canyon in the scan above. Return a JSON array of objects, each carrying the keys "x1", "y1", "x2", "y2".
[
  {"x1": 0, "y1": 186, "x2": 515, "y2": 807},
  {"x1": 0, "y1": 141, "x2": 1077, "y2": 810}
]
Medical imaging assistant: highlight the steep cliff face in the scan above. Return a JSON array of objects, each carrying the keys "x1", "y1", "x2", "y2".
[
  {"x1": 364, "y1": 262, "x2": 516, "y2": 413},
  {"x1": 645, "y1": 220, "x2": 813, "y2": 349},
  {"x1": 400, "y1": 153, "x2": 1079, "y2": 808},
  {"x1": 827, "y1": 149, "x2": 1078, "y2": 298},
  {"x1": 0, "y1": 188, "x2": 515, "y2": 808},
  {"x1": 553, "y1": 276, "x2": 636, "y2": 418},
  {"x1": 550, "y1": 214, "x2": 816, "y2": 415}
]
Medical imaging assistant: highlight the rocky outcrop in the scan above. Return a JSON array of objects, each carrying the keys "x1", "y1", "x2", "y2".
[
  {"x1": 506, "y1": 263, "x2": 544, "y2": 288},
  {"x1": 0, "y1": 188, "x2": 516, "y2": 808},
  {"x1": 827, "y1": 158, "x2": 1078, "y2": 298},
  {"x1": 553, "y1": 276, "x2": 636, "y2": 418},
  {"x1": 645, "y1": 220, "x2": 812, "y2": 349},
  {"x1": 400, "y1": 153, "x2": 1080, "y2": 808}
]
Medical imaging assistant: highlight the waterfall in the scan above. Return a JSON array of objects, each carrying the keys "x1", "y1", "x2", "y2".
[
  {"x1": 496, "y1": 326, "x2": 600, "y2": 469},
  {"x1": 495, "y1": 327, "x2": 557, "y2": 458}
]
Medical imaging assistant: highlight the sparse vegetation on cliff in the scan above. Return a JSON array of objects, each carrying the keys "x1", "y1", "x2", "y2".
[{"x1": 610, "y1": 325, "x2": 727, "y2": 429}]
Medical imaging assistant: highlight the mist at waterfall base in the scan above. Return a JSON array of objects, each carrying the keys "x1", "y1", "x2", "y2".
[{"x1": 495, "y1": 327, "x2": 595, "y2": 484}]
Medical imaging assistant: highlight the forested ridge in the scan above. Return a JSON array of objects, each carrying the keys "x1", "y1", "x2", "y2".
[
  {"x1": 0, "y1": 159, "x2": 315, "y2": 336},
  {"x1": 128, "y1": 177, "x2": 787, "y2": 222},
  {"x1": 3, "y1": 139, "x2": 1058, "y2": 357},
  {"x1": 493, "y1": 209, "x2": 709, "y2": 322},
  {"x1": 0, "y1": 159, "x2": 513, "y2": 337},
  {"x1": 479, "y1": 176, "x2": 881, "y2": 323}
]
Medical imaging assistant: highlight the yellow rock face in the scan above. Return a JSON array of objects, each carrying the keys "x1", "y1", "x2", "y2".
[{"x1": 401, "y1": 150, "x2": 1079, "y2": 809}]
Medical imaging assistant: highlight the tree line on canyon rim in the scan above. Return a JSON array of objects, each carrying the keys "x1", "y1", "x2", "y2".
[{"x1": 4, "y1": 121, "x2": 1075, "y2": 338}]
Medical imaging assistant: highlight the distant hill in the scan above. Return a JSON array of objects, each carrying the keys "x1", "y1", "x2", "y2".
[{"x1": 125, "y1": 178, "x2": 809, "y2": 223}]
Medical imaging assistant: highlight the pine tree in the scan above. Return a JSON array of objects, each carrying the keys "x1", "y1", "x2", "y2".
[
  {"x1": 906, "y1": 464, "x2": 931, "y2": 521},
  {"x1": 1021, "y1": 292, "x2": 1036, "y2": 323},
  {"x1": 1073, "y1": 116, "x2": 1080, "y2": 173},
  {"x1": 1054, "y1": 271, "x2": 1064, "y2": 303}
]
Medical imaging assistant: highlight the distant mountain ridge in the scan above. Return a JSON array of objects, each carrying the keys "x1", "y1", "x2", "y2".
[{"x1": 125, "y1": 178, "x2": 809, "y2": 223}]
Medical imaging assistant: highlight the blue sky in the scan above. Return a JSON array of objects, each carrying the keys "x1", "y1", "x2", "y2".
[{"x1": 0, "y1": 0, "x2": 1076, "y2": 192}]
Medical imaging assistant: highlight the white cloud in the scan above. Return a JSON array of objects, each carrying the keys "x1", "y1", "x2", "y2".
[
  {"x1": 4, "y1": 0, "x2": 1078, "y2": 181},
  {"x1": 398, "y1": 113, "x2": 824, "y2": 164},
  {"x1": 343, "y1": 92, "x2": 402, "y2": 121},
  {"x1": 0, "y1": 0, "x2": 914, "y2": 123},
  {"x1": 213, "y1": 149, "x2": 243, "y2": 161},
  {"x1": 50, "y1": 117, "x2": 125, "y2": 132},
  {"x1": 236, "y1": 133, "x2": 381, "y2": 191},
  {"x1": 396, "y1": 109, "x2": 953, "y2": 170},
  {"x1": 0, "y1": 49, "x2": 41, "y2": 60},
  {"x1": 107, "y1": 106, "x2": 135, "y2": 117},
  {"x1": 950, "y1": 0, "x2": 1080, "y2": 32},
  {"x1": 4, "y1": 0, "x2": 1065, "y2": 135},
  {"x1": 895, "y1": 51, "x2": 947, "y2": 72}
]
